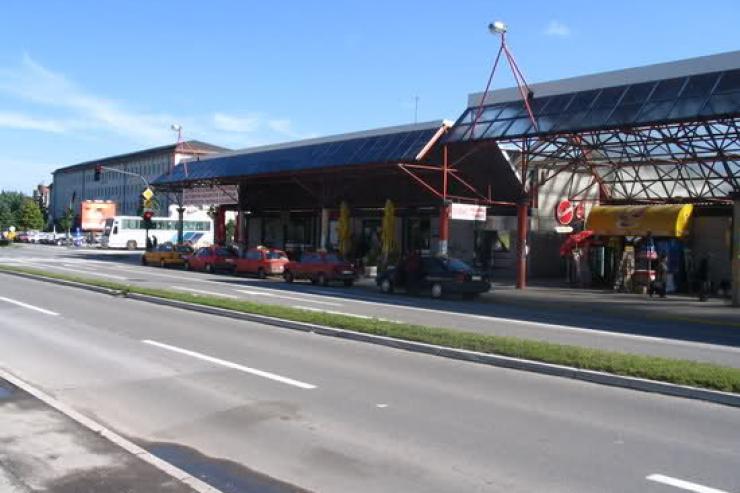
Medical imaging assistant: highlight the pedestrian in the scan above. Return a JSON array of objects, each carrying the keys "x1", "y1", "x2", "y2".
[
  {"x1": 697, "y1": 253, "x2": 711, "y2": 302},
  {"x1": 651, "y1": 253, "x2": 668, "y2": 298}
]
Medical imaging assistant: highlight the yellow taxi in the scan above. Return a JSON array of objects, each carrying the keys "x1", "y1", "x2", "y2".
[{"x1": 141, "y1": 243, "x2": 194, "y2": 268}]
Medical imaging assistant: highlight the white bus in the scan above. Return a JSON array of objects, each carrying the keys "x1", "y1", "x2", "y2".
[{"x1": 102, "y1": 216, "x2": 213, "y2": 250}]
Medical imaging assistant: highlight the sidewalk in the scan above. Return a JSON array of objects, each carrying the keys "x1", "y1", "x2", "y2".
[
  {"x1": 0, "y1": 378, "x2": 199, "y2": 493},
  {"x1": 487, "y1": 279, "x2": 740, "y2": 328}
]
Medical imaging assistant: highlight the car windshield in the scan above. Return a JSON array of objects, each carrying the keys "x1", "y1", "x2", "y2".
[
  {"x1": 441, "y1": 257, "x2": 472, "y2": 272},
  {"x1": 266, "y1": 251, "x2": 287, "y2": 260},
  {"x1": 176, "y1": 245, "x2": 194, "y2": 253}
]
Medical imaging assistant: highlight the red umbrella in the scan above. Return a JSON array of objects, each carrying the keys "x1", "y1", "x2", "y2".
[{"x1": 559, "y1": 230, "x2": 594, "y2": 256}]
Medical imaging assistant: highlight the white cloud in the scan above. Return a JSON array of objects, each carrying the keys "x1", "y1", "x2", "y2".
[
  {"x1": 544, "y1": 20, "x2": 571, "y2": 37},
  {"x1": 0, "y1": 54, "x2": 307, "y2": 150},
  {"x1": 267, "y1": 119, "x2": 296, "y2": 136},
  {"x1": 212, "y1": 112, "x2": 261, "y2": 133},
  {"x1": 0, "y1": 112, "x2": 67, "y2": 133}
]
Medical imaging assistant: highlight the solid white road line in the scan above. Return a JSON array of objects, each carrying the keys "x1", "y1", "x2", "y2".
[
  {"x1": 236, "y1": 289, "x2": 342, "y2": 306},
  {"x1": 0, "y1": 296, "x2": 59, "y2": 316},
  {"x1": 23, "y1": 262, "x2": 129, "y2": 280},
  {"x1": 646, "y1": 474, "x2": 728, "y2": 493},
  {"x1": 141, "y1": 339, "x2": 317, "y2": 390},
  {"x1": 171, "y1": 286, "x2": 239, "y2": 299},
  {"x1": 294, "y1": 305, "x2": 401, "y2": 323}
]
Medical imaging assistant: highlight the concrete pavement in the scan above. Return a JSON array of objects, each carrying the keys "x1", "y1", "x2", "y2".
[
  {"x1": 1, "y1": 273, "x2": 739, "y2": 492},
  {"x1": 1, "y1": 244, "x2": 739, "y2": 368},
  {"x1": 0, "y1": 378, "x2": 199, "y2": 492}
]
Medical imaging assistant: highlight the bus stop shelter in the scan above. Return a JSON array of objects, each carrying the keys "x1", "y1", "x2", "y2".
[{"x1": 445, "y1": 50, "x2": 740, "y2": 299}]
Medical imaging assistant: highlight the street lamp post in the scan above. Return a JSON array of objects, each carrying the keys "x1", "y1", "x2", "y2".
[{"x1": 171, "y1": 124, "x2": 186, "y2": 244}]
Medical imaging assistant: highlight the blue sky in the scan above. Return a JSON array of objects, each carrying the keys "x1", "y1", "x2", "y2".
[{"x1": 0, "y1": 1, "x2": 738, "y2": 192}]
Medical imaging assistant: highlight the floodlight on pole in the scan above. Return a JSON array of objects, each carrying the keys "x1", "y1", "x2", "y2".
[{"x1": 488, "y1": 21, "x2": 507, "y2": 34}]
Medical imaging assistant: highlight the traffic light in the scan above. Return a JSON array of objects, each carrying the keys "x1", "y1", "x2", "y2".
[
  {"x1": 94, "y1": 165, "x2": 102, "y2": 181},
  {"x1": 142, "y1": 209, "x2": 154, "y2": 230}
]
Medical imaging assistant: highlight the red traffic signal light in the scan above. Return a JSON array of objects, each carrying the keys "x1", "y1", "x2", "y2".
[{"x1": 143, "y1": 210, "x2": 154, "y2": 221}]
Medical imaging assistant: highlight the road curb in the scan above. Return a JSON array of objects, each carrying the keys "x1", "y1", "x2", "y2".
[
  {"x1": 0, "y1": 368, "x2": 223, "y2": 493},
  {"x1": 125, "y1": 292, "x2": 740, "y2": 408},
  {"x1": 3, "y1": 269, "x2": 739, "y2": 408}
]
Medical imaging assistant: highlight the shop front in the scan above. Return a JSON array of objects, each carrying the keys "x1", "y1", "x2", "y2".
[{"x1": 576, "y1": 204, "x2": 696, "y2": 292}]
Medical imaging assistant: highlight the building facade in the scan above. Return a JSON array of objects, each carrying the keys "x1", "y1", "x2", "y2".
[{"x1": 50, "y1": 141, "x2": 227, "y2": 226}]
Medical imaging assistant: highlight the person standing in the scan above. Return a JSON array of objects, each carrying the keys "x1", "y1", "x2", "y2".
[
  {"x1": 651, "y1": 253, "x2": 668, "y2": 298},
  {"x1": 697, "y1": 253, "x2": 711, "y2": 302}
]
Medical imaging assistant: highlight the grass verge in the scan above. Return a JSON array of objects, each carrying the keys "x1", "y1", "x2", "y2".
[{"x1": 2, "y1": 263, "x2": 739, "y2": 394}]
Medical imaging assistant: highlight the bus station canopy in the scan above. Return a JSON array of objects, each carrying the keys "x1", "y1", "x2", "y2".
[
  {"x1": 153, "y1": 121, "x2": 525, "y2": 210},
  {"x1": 446, "y1": 51, "x2": 740, "y2": 203}
]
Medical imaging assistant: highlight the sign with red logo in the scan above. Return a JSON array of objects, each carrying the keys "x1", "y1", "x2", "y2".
[{"x1": 555, "y1": 199, "x2": 574, "y2": 225}]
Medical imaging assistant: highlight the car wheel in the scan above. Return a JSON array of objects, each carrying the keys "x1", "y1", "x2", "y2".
[
  {"x1": 343, "y1": 279, "x2": 353, "y2": 287},
  {"x1": 284, "y1": 270, "x2": 294, "y2": 283},
  {"x1": 126, "y1": 240, "x2": 137, "y2": 250},
  {"x1": 160, "y1": 259, "x2": 166, "y2": 268},
  {"x1": 318, "y1": 273, "x2": 328, "y2": 287},
  {"x1": 431, "y1": 282, "x2": 443, "y2": 299},
  {"x1": 205, "y1": 264, "x2": 214, "y2": 274},
  {"x1": 141, "y1": 255, "x2": 147, "y2": 266},
  {"x1": 380, "y1": 278, "x2": 393, "y2": 294},
  {"x1": 257, "y1": 268, "x2": 266, "y2": 279},
  {"x1": 185, "y1": 261, "x2": 192, "y2": 271}
]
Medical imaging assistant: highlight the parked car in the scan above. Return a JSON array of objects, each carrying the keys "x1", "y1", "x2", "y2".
[
  {"x1": 376, "y1": 255, "x2": 490, "y2": 299},
  {"x1": 184, "y1": 245, "x2": 238, "y2": 273},
  {"x1": 282, "y1": 252, "x2": 356, "y2": 286},
  {"x1": 229, "y1": 246, "x2": 289, "y2": 278},
  {"x1": 142, "y1": 243, "x2": 194, "y2": 268}
]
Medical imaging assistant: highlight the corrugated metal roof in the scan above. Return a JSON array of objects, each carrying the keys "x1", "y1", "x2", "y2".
[
  {"x1": 154, "y1": 121, "x2": 448, "y2": 186},
  {"x1": 53, "y1": 140, "x2": 229, "y2": 175}
]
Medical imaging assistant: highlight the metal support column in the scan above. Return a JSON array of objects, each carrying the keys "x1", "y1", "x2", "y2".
[
  {"x1": 516, "y1": 201, "x2": 528, "y2": 289},
  {"x1": 732, "y1": 192, "x2": 740, "y2": 307},
  {"x1": 215, "y1": 206, "x2": 226, "y2": 245},
  {"x1": 176, "y1": 206, "x2": 185, "y2": 244},
  {"x1": 439, "y1": 203, "x2": 450, "y2": 256},
  {"x1": 319, "y1": 208, "x2": 330, "y2": 251}
]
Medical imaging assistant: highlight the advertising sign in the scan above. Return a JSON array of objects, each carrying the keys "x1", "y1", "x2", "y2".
[
  {"x1": 80, "y1": 200, "x2": 117, "y2": 231},
  {"x1": 450, "y1": 203, "x2": 487, "y2": 221},
  {"x1": 555, "y1": 199, "x2": 574, "y2": 225}
]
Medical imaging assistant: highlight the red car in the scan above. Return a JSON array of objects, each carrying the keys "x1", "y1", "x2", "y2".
[
  {"x1": 185, "y1": 246, "x2": 238, "y2": 273},
  {"x1": 230, "y1": 246, "x2": 289, "y2": 278},
  {"x1": 283, "y1": 252, "x2": 356, "y2": 286}
]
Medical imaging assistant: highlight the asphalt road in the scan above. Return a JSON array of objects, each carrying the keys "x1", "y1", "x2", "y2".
[
  {"x1": 1, "y1": 273, "x2": 739, "y2": 492},
  {"x1": 2, "y1": 244, "x2": 740, "y2": 368}
]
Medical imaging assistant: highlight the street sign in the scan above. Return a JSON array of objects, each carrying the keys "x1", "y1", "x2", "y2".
[
  {"x1": 450, "y1": 203, "x2": 487, "y2": 221},
  {"x1": 555, "y1": 199, "x2": 574, "y2": 225},
  {"x1": 142, "y1": 188, "x2": 154, "y2": 201}
]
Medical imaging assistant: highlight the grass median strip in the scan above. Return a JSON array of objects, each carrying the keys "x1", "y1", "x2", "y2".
[{"x1": 2, "y1": 263, "x2": 740, "y2": 394}]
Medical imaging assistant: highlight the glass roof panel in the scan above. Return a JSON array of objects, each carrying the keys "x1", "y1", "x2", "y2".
[
  {"x1": 447, "y1": 70, "x2": 739, "y2": 143},
  {"x1": 715, "y1": 69, "x2": 740, "y2": 93}
]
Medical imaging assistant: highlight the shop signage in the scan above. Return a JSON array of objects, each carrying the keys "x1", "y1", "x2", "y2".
[
  {"x1": 450, "y1": 203, "x2": 487, "y2": 221},
  {"x1": 555, "y1": 199, "x2": 574, "y2": 225}
]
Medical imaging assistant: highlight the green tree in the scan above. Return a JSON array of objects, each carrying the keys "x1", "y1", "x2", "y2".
[
  {"x1": 0, "y1": 191, "x2": 25, "y2": 227},
  {"x1": 58, "y1": 207, "x2": 75, "y2": 236},
  {"x1": 0, "y1": 203, "x2": 15, "y2": 230},
  {"x1": 18, "y1": 198, "x2": 44, "y2": 231}
]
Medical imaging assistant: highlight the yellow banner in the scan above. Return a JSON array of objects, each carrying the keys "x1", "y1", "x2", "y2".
[{"x1": 585, "y1": 204, "x2": 693, "y2": 237}]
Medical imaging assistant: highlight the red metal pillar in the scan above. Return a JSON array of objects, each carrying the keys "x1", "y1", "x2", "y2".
[
  {"x1": 516, "y1": 201, "x2": 528, "y2": 289},
  {"x1": 215, "y1": 206, "x2": 226, "y2": 245},
  {"x1": 439, "y1": 145, "x2": 450, "y2": 256}
]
